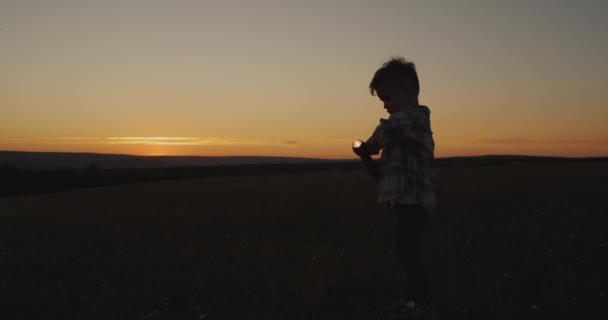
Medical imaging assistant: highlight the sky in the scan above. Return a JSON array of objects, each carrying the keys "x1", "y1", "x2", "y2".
[{"x1": 1, "y1": 0, "x2": 607, "y2": 159}]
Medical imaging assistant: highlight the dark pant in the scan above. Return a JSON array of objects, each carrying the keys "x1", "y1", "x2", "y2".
[{"x1": 389, "y1": 203, "x2": 431, "y2": 304}]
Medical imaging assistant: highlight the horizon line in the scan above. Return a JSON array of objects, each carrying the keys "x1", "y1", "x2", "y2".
[{"x1": 1, "y1": 149, "x2": 607, "y2": 160}]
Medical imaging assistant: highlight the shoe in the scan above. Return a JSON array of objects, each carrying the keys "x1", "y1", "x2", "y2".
[
  {"x1": 412, "y1": 301, "x2": 440, "y2": 320},
  {"x1": 382, "y1": 299, "x2": 430, "y2": 320},
  {"x1": 380, "y1": 298, "x2": 406, "y2": 319}
]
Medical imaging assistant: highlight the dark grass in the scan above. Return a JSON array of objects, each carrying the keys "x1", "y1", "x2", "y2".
[{"x1": 1, "y1": 162, "x2": 607, "y2": 319}]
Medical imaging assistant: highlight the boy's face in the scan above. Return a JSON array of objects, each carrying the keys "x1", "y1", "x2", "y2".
[{"x1": 375, "y1": 83, "x2": 414, "y2": 114}]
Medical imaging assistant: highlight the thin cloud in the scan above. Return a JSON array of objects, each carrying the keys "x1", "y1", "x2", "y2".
[
  {"x1": 106, "y1": 137, "x2": 200, "y2": 141},
  {"x1": 0, "y1": 136, "x2": 303, "y2": 147},
  {"x1": 0, "y1": 137, "x2": 102, "y2": 144},
  {"x1": 105, "y1": 137, "x2": 291, "y2": 146}
]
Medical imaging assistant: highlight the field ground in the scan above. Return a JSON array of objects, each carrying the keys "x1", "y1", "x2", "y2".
[{"x1": 1, "y1": 162, "x2": 607, "y2": 319}]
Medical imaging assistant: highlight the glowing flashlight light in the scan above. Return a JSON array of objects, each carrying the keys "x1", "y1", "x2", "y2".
[{"x1": 352, "y1": 139, "x2": 364, "y2": 149}]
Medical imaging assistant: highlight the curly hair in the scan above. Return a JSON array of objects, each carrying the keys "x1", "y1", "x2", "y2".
[{"x1": 369, "y1": 56, "x2": 419, "y2": 96}]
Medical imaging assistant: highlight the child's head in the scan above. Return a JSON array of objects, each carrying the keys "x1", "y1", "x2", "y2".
[{"x1": 369, "y1": 57, "x2": 420, "y2": 114}]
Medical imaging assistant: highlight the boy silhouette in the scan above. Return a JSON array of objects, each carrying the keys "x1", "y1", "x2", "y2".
[{"x1": 353, "y1": 57, "x2": 438, "y2": 319}]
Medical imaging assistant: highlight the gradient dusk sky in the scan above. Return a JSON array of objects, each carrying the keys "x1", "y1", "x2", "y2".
[{"x1": 1, "y1": 0, "x2": 607, "y2": 158}]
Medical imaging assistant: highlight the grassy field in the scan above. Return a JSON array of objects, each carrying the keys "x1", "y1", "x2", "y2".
[{"x1": 1, "y1": 162, "x2": 607, "y2": 319}]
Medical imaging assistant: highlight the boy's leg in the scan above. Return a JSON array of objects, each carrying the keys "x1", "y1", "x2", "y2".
[{"x1": 392, "y1": 203, "x2": 432, "y2": 305}]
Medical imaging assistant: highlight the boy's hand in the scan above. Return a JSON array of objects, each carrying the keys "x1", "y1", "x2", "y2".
[{"x1": 352, "y1": 140, "x2": 369, "y2": 158}]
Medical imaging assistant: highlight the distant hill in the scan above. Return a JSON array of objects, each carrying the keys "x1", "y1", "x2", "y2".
[
  {"x1": 1, "y1": 150, "x2": 606, "y2": 171},
  {"x1": 434, "y1": 154, "x2": 608, "y2": 167},
  {"x1": 0, "y1": 151, "x2": 608, "y2": 171},
  {"x1": 0, "y1": 150, "x2": 337, "y2": 171},
  {"x1": 1, "y1": 151, "x2": 606, "y2": 197}
]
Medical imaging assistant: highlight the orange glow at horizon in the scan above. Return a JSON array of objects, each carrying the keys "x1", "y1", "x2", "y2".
[{"x1": 1, "y1": 136, "x2": 607, "y2": 159}]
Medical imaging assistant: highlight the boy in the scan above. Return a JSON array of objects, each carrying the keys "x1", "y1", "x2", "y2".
[{"x1": 353, "y1": 57, "x2": 438, "y2": 319}]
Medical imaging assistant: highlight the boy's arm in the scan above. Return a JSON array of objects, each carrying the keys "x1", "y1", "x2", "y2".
[{"x1": 365, "y1": 121, "x2": 386, "y2": 155}]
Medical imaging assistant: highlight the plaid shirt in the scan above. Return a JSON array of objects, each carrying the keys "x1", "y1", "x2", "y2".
[{"x1": 366, "y1": 105, "x2": 437, "y2": 214}]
